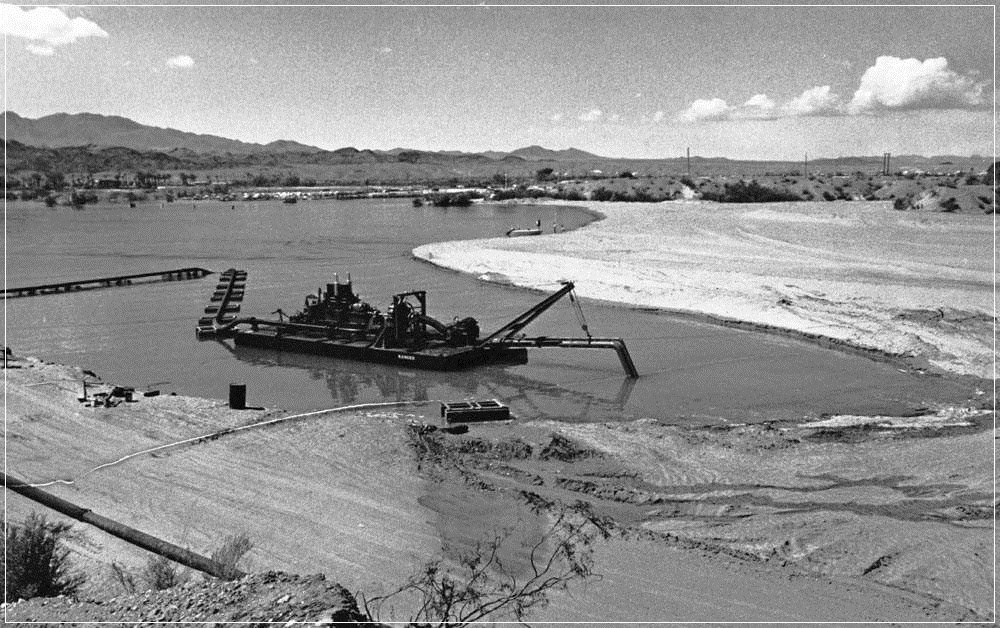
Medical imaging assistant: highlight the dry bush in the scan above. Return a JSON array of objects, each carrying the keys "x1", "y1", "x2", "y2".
[
  {"x1": 211, "y1": 532, "x2": 253, "y2": 580},
  {"x1": 361, "y1": 501, "x2": 610, "y2": 627},
  {"x1": 143, "y1": 554, "x2": 189, "y2": 590},
  {"x1": 3, "y1": 512, "x2": 85, "y2": 601}
]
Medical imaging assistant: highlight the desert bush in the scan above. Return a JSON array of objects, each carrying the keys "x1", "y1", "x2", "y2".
[
  {"x1": 361, "y1": 501, "x2": 610, "y2": 626},
  {"x1": 143, "y1": 554, "x2": 188, "y2": 590},
  {"x1": 109, "y1": 561, "x2": 138, "y2": 595},
  {"x1": 940, "y1": 197, "x2": 960, "y2": 212},
  {"x1": 589, "y1": 187, "x2": 614, "y2": 201},
  {"x1": 211, "y1": 532, "x2": 253, "y2": 580},
  {"x1": 701, "y1": 180, "x2": 802, "y2": 203},
  {"x1": 4, "y1": 512, "x2": 86, "y2": 601}
]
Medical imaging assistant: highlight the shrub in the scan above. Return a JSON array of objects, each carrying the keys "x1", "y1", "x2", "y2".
[
  {"x1": 701, "y1": 180, "x2": 803, "y2": 203},
  {"x1": 143, "y1": 554, "x2": 188, "y2": 590},
  {"x1": 4, "y1": 512, "x2": 85, "y2": 601},
  {"x1": 211, "y1": 532, "x2": 253, "y2": 580},
  {"x1": 589, "y1": 187, "x2": 614, "y2": 201},
  {"x1": 939, "y1": 197, "x2": 960, "y2": 212},
  {"x1": 361, "y1": 501, "x2": 609, "y2": 626}
]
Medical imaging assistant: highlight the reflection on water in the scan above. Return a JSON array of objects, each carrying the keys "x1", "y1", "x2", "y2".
[{"x1": 227, "y1": 342, "x2": 634, "y2": 423}]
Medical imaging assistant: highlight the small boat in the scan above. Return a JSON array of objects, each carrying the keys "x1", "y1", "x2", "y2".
[
  {"x1": 506, "y1": 220, "x2": 543, "y2": 237},
  {"x1": 412, "y1": 197, "x2": 424, "y2": 207},
  {"x1": 282, "y1": 196, "x2": 298, "y2": 204},
  {"x1": 506, "y1": 227, "x2": 542, "y2": 237}
]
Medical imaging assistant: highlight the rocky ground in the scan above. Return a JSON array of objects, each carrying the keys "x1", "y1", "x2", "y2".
[{"x1": 3, "y1": 571, "x2": 366, "y2": 625}]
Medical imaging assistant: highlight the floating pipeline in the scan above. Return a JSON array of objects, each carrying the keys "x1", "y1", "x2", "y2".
[{"x1": 5, "y1": 267, "x2": 213, "y2": 298}]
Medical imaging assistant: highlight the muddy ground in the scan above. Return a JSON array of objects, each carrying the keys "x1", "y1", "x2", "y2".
[{"x1": 4, "y1": 354, "x2": 994, "y2": 623}]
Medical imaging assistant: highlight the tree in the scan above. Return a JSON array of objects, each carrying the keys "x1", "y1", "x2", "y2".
[
  {"x1": 4, "y1": 512, "x2": 86, "y2": 601},
  {"x1": 361, "y1": 502, "x2": 609, "y2": 626}
]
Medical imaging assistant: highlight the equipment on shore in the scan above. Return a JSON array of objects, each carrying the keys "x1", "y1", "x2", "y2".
[
  {"x1": 197, "y1": 269, "x2": 638, "y2": 377},
  {"x1": 441, "y1": 399, "x2": 511, "y2": 423}
]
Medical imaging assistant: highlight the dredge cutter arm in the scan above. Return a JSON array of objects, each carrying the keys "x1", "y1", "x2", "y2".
[{"x1": 480, "y1": 281, "x2": 639, "y2": 378}]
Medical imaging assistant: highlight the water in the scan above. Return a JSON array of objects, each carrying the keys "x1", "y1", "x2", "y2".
[{"x1": 5, "y1": 198, "x2": 980, "y2": 424}]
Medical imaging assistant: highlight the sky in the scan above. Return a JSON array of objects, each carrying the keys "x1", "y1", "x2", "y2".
[{"x1": 1, "y1": 2, "x2": 995, "y2": 160}]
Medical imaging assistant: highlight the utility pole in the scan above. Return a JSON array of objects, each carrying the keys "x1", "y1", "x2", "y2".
[
  {"x1": 686, "y1": 147, "x2": 691, "y2": 178},
  {"x1": 804, "y1": 153, "x2": 808, "y2": 177}
]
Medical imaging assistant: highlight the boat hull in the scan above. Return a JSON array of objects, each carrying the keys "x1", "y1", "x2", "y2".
[{"x1": 232, "y1": 330, "x2": 527, "y2": 370}]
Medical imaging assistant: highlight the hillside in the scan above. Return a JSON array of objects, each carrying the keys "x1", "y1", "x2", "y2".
[
  {"x1": 3, "y1": 112, "x2": 994, "y2": 197},
  {"x1": 3, "y1": 111, "x2": 323, "y2": 154}
]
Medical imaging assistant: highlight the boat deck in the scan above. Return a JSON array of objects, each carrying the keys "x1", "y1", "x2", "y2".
[{"x1": 232, "y1": 329, "x2": 527, "y2": 370}]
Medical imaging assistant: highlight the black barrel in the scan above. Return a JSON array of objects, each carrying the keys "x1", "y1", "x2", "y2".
[{"x1": 229, "y1": 383, "x2": 246, "y2": 410}]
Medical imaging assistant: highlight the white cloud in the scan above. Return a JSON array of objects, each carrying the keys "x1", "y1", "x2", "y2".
[
  {"x1": 676, "y1": 56, "x2": 986, "y2": 124},
  {"x1": 378, "y1": 46, "x2": 393, "y2": 56},
  {"x1": 652, "y1": 110, "x2": 666, "y2": 123},
  {"x1": 166, "y1": 55, "x2": 195, "y2": 69},
  {"x1": 678, "y1": 98, "x2": 730, "y2": 122},
  {"x1": 736, "y1": 94, "x2": 778, "y2": 119},
  {"x1": 848, "y1": 56, "x2": 986, "y2": 113},
  {"x1": 550, "y1": 113, "x2": 564, "y2": 122},
  {"x1": 1, "y1": 4, "x2": 108, "y2": 47},
  {"x1": 782, "y1": 85, "x2": 842, "y2": 117},
  {"x1": 26, "y1": 44, "x2": 55, "y2": 56},
  {"x1": 578, "y1": 109, "x2": 603, "y2": 122}
]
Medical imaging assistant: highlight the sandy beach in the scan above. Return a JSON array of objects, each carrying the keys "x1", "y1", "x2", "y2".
[
  {"x1": 415, "y1": 199, "x2": 995, "y2": 379},
  {"x1": 5, "y1": 199, "x2": 996, "y2": 623}
]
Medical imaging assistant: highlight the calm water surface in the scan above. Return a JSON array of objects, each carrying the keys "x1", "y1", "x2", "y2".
[{"x1": 5, "y1": 198, "x2": 981, "y2": 424}]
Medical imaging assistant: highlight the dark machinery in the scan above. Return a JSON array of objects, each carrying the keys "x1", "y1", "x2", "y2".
[{"x1": 198, "y1": 270, "x2": 637, "y2": 377}]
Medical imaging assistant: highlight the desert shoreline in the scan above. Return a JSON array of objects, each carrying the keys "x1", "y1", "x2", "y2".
[{"x1": 415, "y1": 199, "x2": 996, "y2": 381}]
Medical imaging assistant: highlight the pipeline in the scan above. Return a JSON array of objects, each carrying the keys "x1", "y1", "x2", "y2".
[
  {"x1": 498, "y1": 336, "x2": 639, "y2": 378},
  {"x1": 3, "y1": 472, "x2": 242, "y2": 580},
  {"x1": 24, "y1": 401, "x2": 426, "y2": 489}
]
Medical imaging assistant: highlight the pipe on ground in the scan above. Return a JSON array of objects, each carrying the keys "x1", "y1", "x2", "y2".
[{"x1": 3, "y1": 472, "x2": 243, "y2": 580}]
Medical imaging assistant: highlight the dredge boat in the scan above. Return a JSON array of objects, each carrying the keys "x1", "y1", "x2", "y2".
[{"x1": 197, "y1": 269, "x2": 638, "y2": 377}]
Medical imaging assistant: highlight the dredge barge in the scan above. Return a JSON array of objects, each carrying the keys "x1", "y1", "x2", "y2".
[{"x1": 197, "y1": 269, "x2": 638, "y2": 377}]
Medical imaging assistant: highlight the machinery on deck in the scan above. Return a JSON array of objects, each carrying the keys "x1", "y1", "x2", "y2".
[{"x1": 197, "y1": 270, "x2": 638, "y2": 377}]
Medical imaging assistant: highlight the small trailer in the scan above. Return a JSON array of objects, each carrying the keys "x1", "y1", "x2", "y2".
[{"x1": 441, "y1": 400, "x2": 512, "y2": 423}]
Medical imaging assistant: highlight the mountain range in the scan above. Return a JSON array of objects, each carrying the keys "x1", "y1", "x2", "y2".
[
  {"x1": 2, "y1": 112, "x2": 603, "y2": 162},
  {"x1": 3, "y1": 111, "x2": 990, "y2": 187}
]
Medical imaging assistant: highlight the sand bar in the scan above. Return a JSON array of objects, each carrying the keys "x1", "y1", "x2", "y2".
[{"x1": 415, "y1": 199, "x2": 995, "y2": 379}]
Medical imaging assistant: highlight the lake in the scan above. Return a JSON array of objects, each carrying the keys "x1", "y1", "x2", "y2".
[{"x1": 4, "y1": 198, "x2": 980, "y2": 424}]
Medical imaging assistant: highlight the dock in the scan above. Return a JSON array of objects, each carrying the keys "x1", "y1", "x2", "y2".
[{"x1": 4, "y1": 267, "x2": 212, "y2": 298}]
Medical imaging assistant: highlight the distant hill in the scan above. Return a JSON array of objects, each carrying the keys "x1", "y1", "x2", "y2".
[
  {"x1": 507, "y1": 145, "x2": 604, "y2": 161},
  {"x1": 2, "y1": 112, "x2": 611, "y2": 162},
  {"x1": 3, "y1": 111, "x2": 992, "y2": 188},
  {"x1": 2, "y1": 111, "x2": 324, "y2": 154}
]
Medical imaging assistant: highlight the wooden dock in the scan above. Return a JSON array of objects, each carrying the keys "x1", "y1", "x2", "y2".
[{"x1": 3, "y1": 267, "x2": 213, "y2": 298}]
